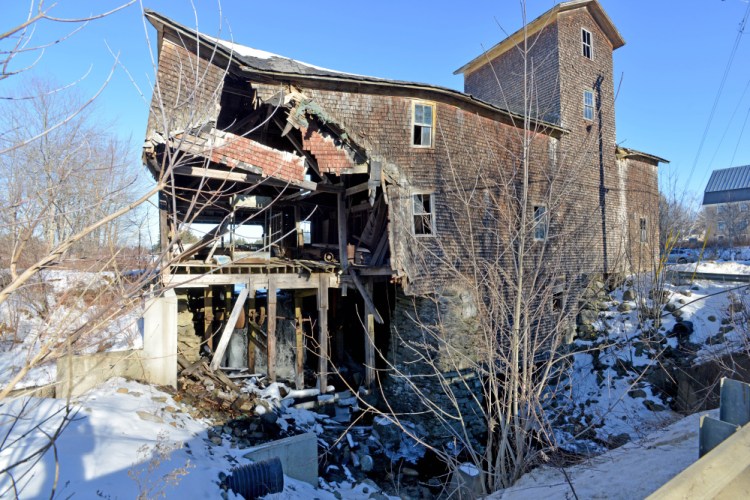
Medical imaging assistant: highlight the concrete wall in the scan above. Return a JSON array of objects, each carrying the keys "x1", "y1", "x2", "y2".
[
  {"x1": 243, "y1": 432, "x2": 318, "y2": 486},
  {"x1": 56, "y1": 291, "x2": 178, "y2": 398}
]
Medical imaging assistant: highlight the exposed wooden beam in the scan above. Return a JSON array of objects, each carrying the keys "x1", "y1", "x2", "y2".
[
  {"x1": 317, "y1": 274, "x2": 329, "y2": 392},
  {"x1": 210, "y1": 287, "x2": 249, "y2": 370},
  {"x1": 349, "y1": 270, "x2": 383, "y2": 324},
  {"x1": 267, "y1": 277, "x2": 277, "y2": 382},
  {"x1": 173, "y1": 165, "x2": 317, "y2": 191}
]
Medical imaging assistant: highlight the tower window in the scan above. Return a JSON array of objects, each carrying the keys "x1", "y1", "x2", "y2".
[
  {"x1": 582, "y1": 28, "x2": 593, "y2": 59},
  {"x1": 583, "y1": 90, "x2": 594, "y2": 121}
]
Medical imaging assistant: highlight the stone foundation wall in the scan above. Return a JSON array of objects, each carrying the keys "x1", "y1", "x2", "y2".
[{"x1": 384, "y1": 289, "x2": 485, "y2": 449}]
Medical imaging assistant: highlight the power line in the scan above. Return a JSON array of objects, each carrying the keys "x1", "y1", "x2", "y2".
[{"x1": 686, "y1": 1, "x2": 750, "y2": 188}]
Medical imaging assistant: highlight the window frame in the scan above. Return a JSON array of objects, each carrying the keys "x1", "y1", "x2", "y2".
[
  {"x1": 411, "y1": 192, "x2": 436, "y2": 237},
  {"x1": 639, "y1": 217, "x2": 648, "y2": 243},
  {"x1": 411, "y1": 101, "x2": 435, "y2": 148},
  {"x1": 581, "y1": 28, "x2": 593, "y2": 60},
  {"x1": 583, "y1": 89, "x2": 595, "y2": 121},
  {"x1": 533, "y1": 205, "x2": 548, "y2": 241}
]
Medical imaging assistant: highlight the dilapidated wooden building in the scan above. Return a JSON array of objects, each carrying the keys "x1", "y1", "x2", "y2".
[{"x1": 142, "y1": 0, "x2": 665, "y2": 403}]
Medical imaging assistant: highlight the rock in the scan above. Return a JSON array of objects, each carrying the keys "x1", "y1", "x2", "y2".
[
  {"x1": 260, "y1": 411, "x2": 278, "y2": 425},
  {"x1": 402, "y1": 467, "x2": 419, "y2": 477},
  {"x1": 664, "y1": 302, "x2": 677, "y2": 313},
  {"x1": 622, "y1": 289, "x2": 637, "y2": 301},
  {"x1": 210, "y1": 436, "x2": 223, "y2": 446},
  {"x1": 136, "y1": 411, "x2": 163, "y2": 423},
  {"x1": 643, "y1": 400, "x2": 666, "y2": 412},
  {"x1": 360, "y1": 454, "x2": 374, "y2": 472},
  {"x1": 372, "y1": 417, "x2": 402, "y2": 452},
  {"x1": 578, "y1": 309, "x2": 599, "y2": 325},
  {"x1": 151, "y1": 396, "x2": 167, "y2": 403},
  {"x1": 116, "y1": 388, "x2": 129, "y2": 394},
  {"x1": 608, "y1": 433, "x2": 631, "y2": 447},
  {"x1": 617, "y1": 302, "x2": 632, "y2": 312},
  {"x1": 672, "y1": 321, "x2": 693, "y2": 339},
  {"x1": 628, "y1": 389, "x2": 647, "y2": 399}
]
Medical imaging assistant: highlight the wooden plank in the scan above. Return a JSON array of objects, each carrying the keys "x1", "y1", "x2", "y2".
[
  {"x1": 370, "y1": 227, "x2": 389, "y2": 266},
  {"x1": 317, "y1": 274, "x2": 329, "y2": 392},
  {"x1": 345, "y1": 181, "x2": 371, "y2": 197},
  {"x1": 295, "y1": 294, "x2": 304, "y2": 390},
  {"x1": 173, "y1": 165, "x2": 317, "y2": 191},
  {"x1": 166, "y1": 272, "x2": 338, "y2": 289},
  {"x1": 349, "y1": 270, "x2": 384, "y2": 324},
  {"x1": 203, "y1": 288, "x2": 214, "y2": 351},
  {"x1": 337, "y1": 193, "x2": 349, "y2": 270},
  {"x1": 209, "y1": 287, "x2": 249, "y2": 371},
  {"x1": 247, "y1": 288, "x2": 256, "y2": 372},
  {"x1": 267, "y1": 278, "x2": 277, "y2": 382},
  {"x1": 365, "y1": 280, "x2": 376, "y2": 388}
]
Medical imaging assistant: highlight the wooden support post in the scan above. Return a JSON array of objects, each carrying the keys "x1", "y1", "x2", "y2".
[
  {"x1": 337, "y1": 192, "x2": 348, "y2": 270},
  {"x1": 295, "y1": 206, "x2": 305, "y2": 248},
  {"x1": 365, "y1": 280, "x2": 376, "y2": 388},
  {"x1": 203, "y1": 287, "x2": 214, "y2": 351},
  {"x1": 267, "y1": 278, "x2": 277, "y2": 382},
  {"x1": 295, "y1": 293, "x2": 305, "y2": 390},
  {"x1": 317, "y1": 274, "x2": 329, "y2": 392},
  {"x1": 158, "y1": 191, "x2": 170, "y2": 254},
  {"x1": 247, "y1": 288, "x2": 256, "y2": 372}
]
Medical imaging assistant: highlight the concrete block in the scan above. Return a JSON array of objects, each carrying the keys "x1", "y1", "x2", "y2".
[
  {"x1": 243, "y1": 432, "x2": 318, "y2": 486},
  {"x1": 720, "y1": 378, "x2": 750, "y2": 427},
  {"x1": 700, "y1": 415, "x2": 739, "y2": 457}
]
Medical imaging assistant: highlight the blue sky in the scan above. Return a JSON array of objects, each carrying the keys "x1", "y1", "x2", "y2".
[{"x1": 3, "y1": 0, "x2": 750, "y2": 204}]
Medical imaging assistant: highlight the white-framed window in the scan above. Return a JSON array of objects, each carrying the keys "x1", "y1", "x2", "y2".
[
  {"x1": 640, "y1": 217, "x2": 647, "y2": 242},
  {"x1": 412, "y1": 193, "x2": 435, "y2": 236},
  {"x1": 534, "y1": 205, "x2": 548, "y2": 240},
  {"x1": 581, "y1": 28, "x2": 593, "y2": 59},
  {"x1": 583, "y1": 90, "x2": 595, "y2": 121},
  {"x1": 412, "y1": 101, "x2": 434, "y2": 147}
]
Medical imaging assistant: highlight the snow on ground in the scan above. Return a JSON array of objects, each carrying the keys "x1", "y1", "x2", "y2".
[
  {"x1": 0, "y1": 378, "x2": 393, "y2": 499},
  {"x1": 551, "y1": 261, "x2": 748, "y2": 454},
  {"x1": 670, "y1": 260, "x2": 750, "y2": 274},
  {"x1": 0, "y1": 269, "x2": 143, "y2": 390},
  {"x1": 491, "y1": 409, "x2": 716, "y2": 499}
]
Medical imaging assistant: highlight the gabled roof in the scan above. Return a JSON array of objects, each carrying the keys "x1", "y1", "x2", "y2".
[
  {"x1": 144, "y1": 9, "x2": 566, "y2": 136},
  {"x1": 454, "y1": 0, "x2": 625, "y2": 76},
  {"x1": 616, "y1": 146, "x2": 669, "y2": 166},
  {"x1": 703, "y1": 165, "x2": 750, "y2": 205}
]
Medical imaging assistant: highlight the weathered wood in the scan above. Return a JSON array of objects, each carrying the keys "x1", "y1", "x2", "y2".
[
  {"x1": 210, "y1": 287, "x2": 249, "y2": 371},
  {"x1": 365, "y1": 281, "x2": 376, "y2": 388},
  {"x1": 295, "y1": 294, "x2": 305, "y2": 390},
  {"x1": 317, "y1": 274, "x2": 329, "y2": 392},
  {"x1": 349, "y1": 270, "x2": 384, "y2": 324},
  {"x1": 267, "y1": 278, "x2": 277, "y2": 382},
  {"x1": 247, "y1": 288, "x2": 256, "y2": 372},
  {"x1": 173, "y1": 165, "x2": 317, "y2": 191},
  {"x1": 167, "y1": 272, "x2": 338, "y2": 289},
  {"x1": 370, "y1": 228, "x2": 389, "y2": 266},
  {"x1": 337, "y1": 193, "x2": 348, "y2": 270},
  {"x1": 203, "y1": 288, "x2": 214, "y2": 350},
  {"x1": 345, "y1": 181, "x2": 371, "y2": 197}
]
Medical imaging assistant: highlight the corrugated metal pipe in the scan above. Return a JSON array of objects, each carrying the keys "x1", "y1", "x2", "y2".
[{"x1": 226, "y1": 457, "x2": 284, "y2": 499}]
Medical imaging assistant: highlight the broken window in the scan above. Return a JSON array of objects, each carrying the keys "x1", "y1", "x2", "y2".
[
  {"x1": 583, "y1": 90, "x2": 594, "y2": 121},
  {"x1": 412, "y1": 193, "x2": 434, "y2": 236},
  {"x1": 582, "y1": 28, "x2": 593, "y2": 59},
  {"x1": 640, "y1": 217, "x2": 647, "y2": 242},
  {"x1": 534, "y1": 205, "x2": 548, "y2": 240},
  {"x1": 412, "y1": 101, "x2": 434, "y2": 147}
]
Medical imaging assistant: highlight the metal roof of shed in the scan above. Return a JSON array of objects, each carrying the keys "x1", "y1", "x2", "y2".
[{"x1": 703, "y1": 165, "x2": 750, "y2": 205}]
